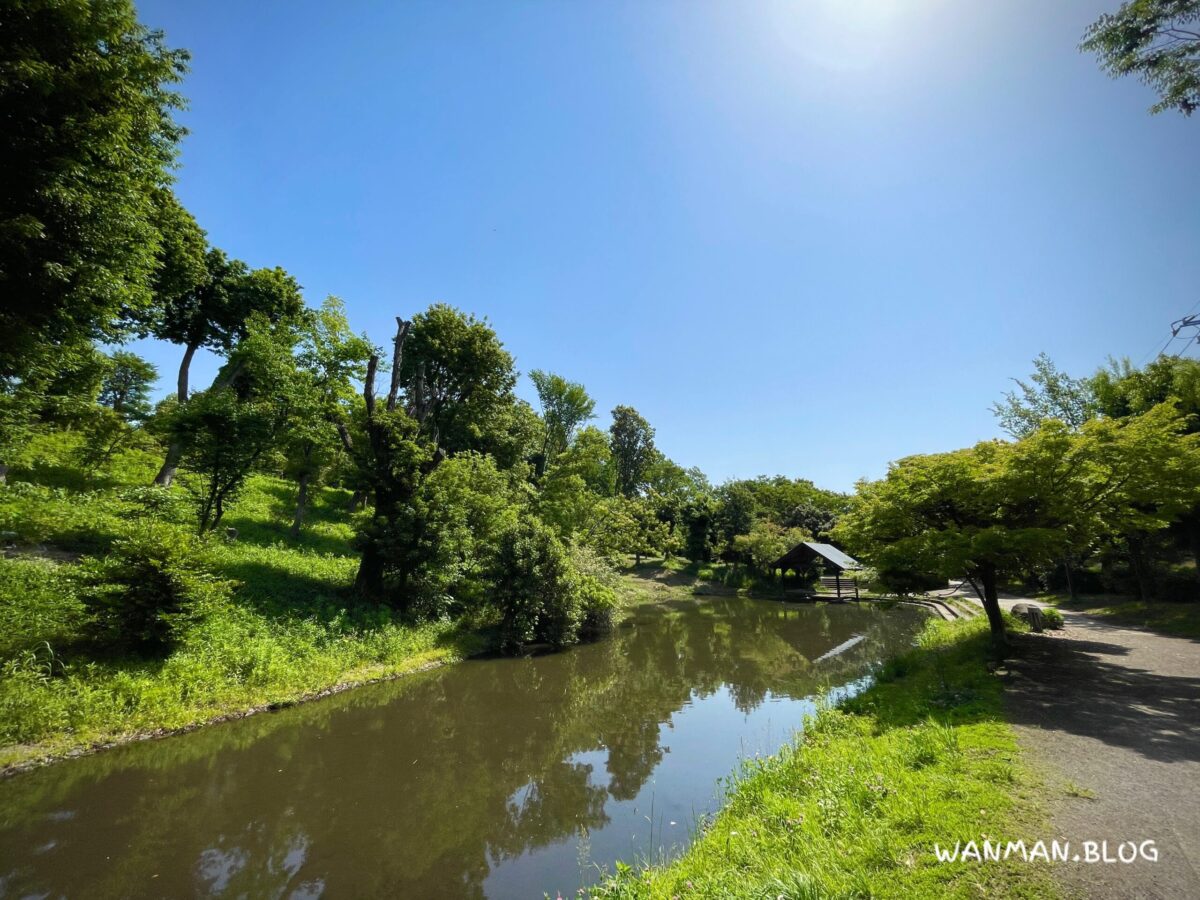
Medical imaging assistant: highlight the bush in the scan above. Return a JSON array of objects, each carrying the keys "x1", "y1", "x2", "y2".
[
  {"x1": 568, "y1": 544, "x2": 619, "y2": 637},
  {"x1": 80, "y1": 523, "x2": 233, "y2": 653},
  {"x1": 1041, "y1": 607, "x2": 1065, "y2": 630},
  {"x1": 490, "y1": 517, "x2": 583, "y2": 653}
]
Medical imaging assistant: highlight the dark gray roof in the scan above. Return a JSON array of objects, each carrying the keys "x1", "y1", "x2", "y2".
[
  {"x1": 803, "y1": 542, "x2": 860, "y2": 570},
  {"x1": 770, "y1": 541, "x2": 861, "y2": 572}
]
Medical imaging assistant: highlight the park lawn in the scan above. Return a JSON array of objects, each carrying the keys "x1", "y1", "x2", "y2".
[
  {"x1": 593, "y1": 616, "x2": 1058, "y2": 899},
  {"x1": 1045, "y1": 594, "x2": 1200, "y2": 640}
]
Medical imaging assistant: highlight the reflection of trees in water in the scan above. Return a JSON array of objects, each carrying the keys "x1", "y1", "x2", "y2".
[{"x1": 0, "y1": 600, "x2": 927, "y2": 899}]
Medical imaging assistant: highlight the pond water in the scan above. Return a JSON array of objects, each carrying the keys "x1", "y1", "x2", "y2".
[{"x1": 0, "y1": 595, "x2": 927, "y2": 899}]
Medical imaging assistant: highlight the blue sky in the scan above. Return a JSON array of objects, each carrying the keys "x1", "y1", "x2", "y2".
[{"x1": 130, "y1": 0, "x2": 1200, "y2": 492}]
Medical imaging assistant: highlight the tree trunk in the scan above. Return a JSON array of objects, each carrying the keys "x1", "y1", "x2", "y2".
[
  {"x1": 153, "y1": 442, "x2": 183, "y2": 487},
  {"x1": 153, "y1": 341, "x2": 199, "y2": 487},
  {"x1": 355, "y1": 542, "x2": 386, "y2": 599},
  {"x1": 977, "y1": 563, "x2": 1007, "y2": 643},
  {"x1": 1063, "y1": 555, "x2": 1078, "y2": 601},
  {"x1": 289, "y1": 470, "x2": 311, "y2": 538},
  {"x1": 1127, "y1": 534, "x2": 1154, "y2": 601}
]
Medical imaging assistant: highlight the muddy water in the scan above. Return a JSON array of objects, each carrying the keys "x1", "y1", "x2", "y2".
[{"x1": 0, "y1": 596, "x2": 927, "y2": 898}]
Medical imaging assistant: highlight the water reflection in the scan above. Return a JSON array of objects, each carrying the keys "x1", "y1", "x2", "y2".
[{"x1": 0, "y1": 597, "x2": 926, "y2": 899}]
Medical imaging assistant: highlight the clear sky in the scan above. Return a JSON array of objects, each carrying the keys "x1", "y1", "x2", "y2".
[{"x1": 130, "y1": 0, "x2": 1200, "y2": 492}]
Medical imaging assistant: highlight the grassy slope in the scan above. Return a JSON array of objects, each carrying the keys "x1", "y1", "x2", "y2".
[
  {"x1": 1043, "y1": 594, "x2": 1200, "y2": 640},
  {"x1": 594, "y1": 616, "x2": 1057, "y2": 899},
  {"x1": 0, "y1": 438, "x2": 480, "y2": 771}
]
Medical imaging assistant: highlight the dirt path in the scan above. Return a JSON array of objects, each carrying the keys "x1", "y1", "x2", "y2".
[{"x1": 998, "y1": 603, "x2": 1200, "y2": 898}]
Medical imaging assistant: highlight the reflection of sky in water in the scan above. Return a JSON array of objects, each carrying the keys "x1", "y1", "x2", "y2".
[
  {"x1": 482, "y1": 684, "x2": 827, "y2": 898},
  {"x1": 0, "y1": 599, "x2": 927, "y2": 899}
]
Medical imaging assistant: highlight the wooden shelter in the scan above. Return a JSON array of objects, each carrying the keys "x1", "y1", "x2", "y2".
[{"x1": 771, "y1": 542, "x2": 863, "y2": 600}]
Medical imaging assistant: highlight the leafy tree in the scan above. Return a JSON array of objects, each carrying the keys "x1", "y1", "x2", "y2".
[
  {"x1": 397, "y1": 304, "x2": 518, "y2": 457},
  {"x1": 529, "y1": 370, "x2": 595, "y2": 472},
  {"x1": 609, "y1": 405, "x2": 656, "y2": 497},
  {"x1": 680, "y1": 495, "x2": 718, "y2": 562},
  {"x1": 784, "y1": 501, "x2": 839, "y2": 540},
  {"x1": 1090, "y1": 355, "x2": 1200, "y2": 423},
  {"x1": 150, "y1": 250, "x2": 305, "y2": 485},
  {"x1": 172, "y1": 317, "x2": 302, "y2": 532},
  {"x1": 733, "y1": 520, "x2": 810, "y2": 574},
  {"x1": 1090, "y1": 355, "x2": 1200, "y2": 585},
  {"x1": 992, "y1": 353, "x2": 1097, "y2": 438},
  {"x1": 838, "y1": 405, "x2": 1200, "y2": 640},
  {"x1": 714, "y1": 481, "x2": 759, "y2": 555},
  {"x1": 345, "y1": 307, "x2": 518, "y2": 607},
  {"x1": 0, "y1": 0, "x2": 188, "y2": 380},
  {"x1": 98, "y1": 351, "x2": 158, "y2": 423},
  {"x1": 284, "y1": 297, "x2": 372, "y2": 536},
  {"x1": 1082, "y1": 0, "x2": 1200, "y2": 115},
  {"x1": 411, "y1": 452, "x2": 525, "y2": 615}
]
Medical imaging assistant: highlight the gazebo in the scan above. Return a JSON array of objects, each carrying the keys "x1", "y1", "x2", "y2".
[{"x1": 770, "y1": 541, "x2": 863, "y2": 599}]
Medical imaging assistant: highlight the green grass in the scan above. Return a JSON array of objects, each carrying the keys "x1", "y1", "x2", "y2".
[
  {"x1": 0, "y1": 436, "x2": 482, "y2": 771},
  {"x1": 592, "y1": 616, "x2": 1057, "y2": 899},
  {"x1": 1044, "y1": 594, "x2": 1200, "y2": 640}
]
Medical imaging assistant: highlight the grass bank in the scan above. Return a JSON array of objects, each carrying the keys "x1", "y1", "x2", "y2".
[
  {"x1": 593, "y1": 615, "x2": 1057, "y2": 899},
  {"x1": 1043, "y1": 594, "x2": 1200, "y2": 640},
  {"x1": 0, "y1": 439, "x2": 488, "y2": 772}
]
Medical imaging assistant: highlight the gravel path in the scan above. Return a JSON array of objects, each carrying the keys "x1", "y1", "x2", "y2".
[{"x1": 999, "y1": 604, "x2": 1200, "y2": 898}]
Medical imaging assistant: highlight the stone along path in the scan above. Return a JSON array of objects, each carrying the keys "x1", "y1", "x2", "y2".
[{"x1": 1001, "y1": 607, "x2": 1200, "y2": 898}]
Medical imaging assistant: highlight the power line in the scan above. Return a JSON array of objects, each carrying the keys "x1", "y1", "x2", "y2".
[
  {"x1": 1138, "y1": 301, "x2": 1200, "y2": 364},
  {"x1": 1170, "y1": 312, "x2": 1200, "y2": 357}
]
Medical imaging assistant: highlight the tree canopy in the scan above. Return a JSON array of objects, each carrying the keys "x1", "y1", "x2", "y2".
[
  {"x1": 839, "y1": 404, "x2": 1200, "y2": 639},
  {"x1": 1083, "y1": 0, "x2": 1200, "y2": 115},
  {"x1": 0, "y1": 0, "x2": 188, "y2": 379}
]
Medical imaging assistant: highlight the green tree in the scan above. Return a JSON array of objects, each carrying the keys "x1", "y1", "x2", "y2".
[
  {"x1": 733, "y1": 520, "x2": 810, "y2": 574},
  {"x1": 838, "y1": 405, "x2": 1200, "y2": 640},
  {"x1": 1090, "y1": 355, "x2": 1200, "y2": 422},
  {"x1": 98, "y1": 351, "x2": 158, "y2": 423},
  {"x1": 284, "y1": 297, "x2": 372, "y2": 537},
  {"x1": 609, "y1": 406, "x2": 656, "y2": 497},
  {"x1": 172, "y1": 317, "x2": 303, "y2": 532},
  {"x1": 784, "y1": 501, "x2": 839, "y2": 540},
  {"x1": 1082, "y1": 0, "x2": 1200, "y2": 115},
  {"x1": 150, "y1": 250, "x2": 305, "y2": 485},
  {"x1": 1090, "y1": 355, "x2": 1200, "y2": 586},
  {"x1": 529, "y1": 370, "x2": 595, "y2": 473},
  {"x1": 397, "y1": 304, "x2": 518, "y2": 457},
  {"x1": 409, "y1": 452, "x2": 525, "y2": 615},
  {"x1": 991, "y1": 352, "x2": 1097, "y2": 438},
  {"x1": 0, "y1": 0, "x2": 188, "y2": 380},
  {"x1": 346, "y1": 308, "x2": 518, "y2": 607},
  {"x1": 714, "y1": 481, "x2": 759, "y2": 555}
]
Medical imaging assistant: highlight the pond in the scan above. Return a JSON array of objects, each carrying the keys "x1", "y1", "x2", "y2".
[{"x1": 0, "y1": 595, "x2": 928, "y2": 899}]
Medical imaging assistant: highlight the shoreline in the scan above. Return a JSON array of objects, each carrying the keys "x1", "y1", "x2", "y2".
[{"x1": 0, "y1": 654, "x2": 457, "y2": 778}]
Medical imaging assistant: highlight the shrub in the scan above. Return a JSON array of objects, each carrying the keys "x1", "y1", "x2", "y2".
[
  {"x1": 568, "y1": 543, "x2": 620, "y2": 637},
  {"x1": 1041, "y1": 607, "x2": 1065, "y2": 630},
  {"x1": 80, "y1": 523, "x2": 233, "y2": 653},
  {"x1": 490, "y1": 517, "x2": 582, "y2": 653}
]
